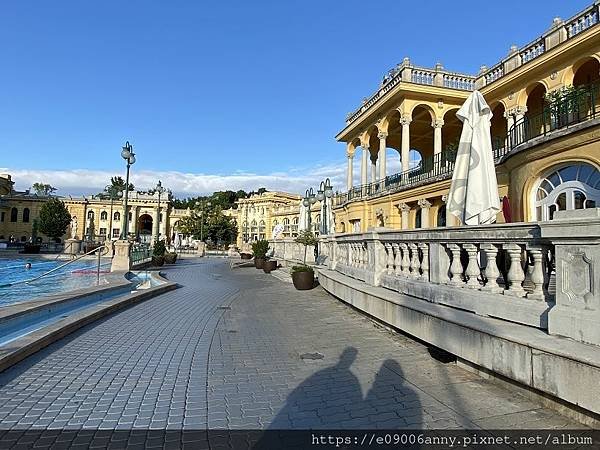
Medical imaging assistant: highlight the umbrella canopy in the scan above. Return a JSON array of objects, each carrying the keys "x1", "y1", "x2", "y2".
[{"x1": 447, "y1": 91, "x2": 500, "y2": 225}]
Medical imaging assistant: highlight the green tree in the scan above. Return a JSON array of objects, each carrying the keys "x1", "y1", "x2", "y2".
[
  {"x1": 178, "y1": 208, "x2": 237, "y2": 247},
  {"x1": 109, "y1": 176, "x2": 134, "y2": 193},
  {"x1": 32, "y1": 183, "x2": 57, "y2": 196},
  {"x1": 39, "y1": 198, "x2": 72, "y2": 240}
]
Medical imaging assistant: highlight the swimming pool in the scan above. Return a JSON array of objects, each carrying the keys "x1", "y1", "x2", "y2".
[{"x1": 0, "y1": 256, "x2": 113, "y2": 306}]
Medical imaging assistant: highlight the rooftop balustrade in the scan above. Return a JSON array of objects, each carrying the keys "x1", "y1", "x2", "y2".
[{"x1": 345, "y1": 2, "x2": 600, "y2": 126}]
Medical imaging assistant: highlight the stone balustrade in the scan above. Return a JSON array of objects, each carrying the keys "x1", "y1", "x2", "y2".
[
  {"x1": 319, "y1": 209, "x2": 600, "y2": 346},
  {"x1": 270, "y1": 238, "x2": 315, "y2": 266}
]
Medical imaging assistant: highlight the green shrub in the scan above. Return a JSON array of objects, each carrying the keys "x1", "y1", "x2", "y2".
[
  {"x1": 294, "y1": 230, "x2": 318, "y2": 265},
  {"x1": 251, "y1": 239, "x2": 269, "y2": 258},
  {"x1": 153, "y1": 240, "x2": 167, "y2": 257},
  {"x1": 291, "y1": 265, "x2": 314, "y2": 274}
]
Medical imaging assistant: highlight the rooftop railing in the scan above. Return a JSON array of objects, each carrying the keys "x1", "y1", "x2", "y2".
[{"x1": 345, "y1": 2, "x2": 600, "y2": 127}]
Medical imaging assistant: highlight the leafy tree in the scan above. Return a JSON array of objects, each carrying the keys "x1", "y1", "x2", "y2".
[
  {"x1": 39, "y1": 198, "x2": 72, "y2": 240},
  {"x1": 295, "y1": 230, "x2": 318, "y2": 265},
  {"x1": 32, "y1": 183, "x2": 57, "y2": 196},
  {"x1": 109, "y1": 176, "x2": 134, "y2": 193},
  {"x1": 178, "y1": 208, "x2": 237, "y2": 247}
]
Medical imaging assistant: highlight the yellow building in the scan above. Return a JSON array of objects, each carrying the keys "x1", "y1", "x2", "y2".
[
  {"x1": 333, "y1": 2, "x2": 600, "y2": 233},
  {"x1": 0, "y1": 177, "x2": 184, "y2": 245},
  {"x1": 233, "y1": 191, "x2": 323, "y2": 247}
]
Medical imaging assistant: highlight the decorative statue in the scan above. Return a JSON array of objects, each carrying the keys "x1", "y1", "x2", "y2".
[{"x1": 70, "y1": 216, "x2": 78, "y2": 239}]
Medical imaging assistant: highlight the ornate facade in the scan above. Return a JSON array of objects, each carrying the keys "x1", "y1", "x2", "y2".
[{"x1": 334, "y1": 2, "x2": 600, "y2": 233}]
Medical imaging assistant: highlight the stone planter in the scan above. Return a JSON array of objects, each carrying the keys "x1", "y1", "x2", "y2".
[
  {"x1": 263, "y1": 260, "x2": 277, "y2": 273},
  {"x1": 240, "y1": 253, "x2": 253, "y2": 260},
  {"x1": 254, "y1": 258, "x2": 265, "y2": 269},
  {"x1": 152, "y1": 256, "x2": 165, "y2": 267},
  {"x1": 164, "y1": 253, "x2": 177, "y2": 264},
  {"x1": 291, "y1": 270, "x2": 314, "y2": 290}
]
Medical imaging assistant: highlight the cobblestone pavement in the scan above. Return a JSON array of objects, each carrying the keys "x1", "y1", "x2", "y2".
[{"x1": 0, "y1": 258, "x2": 584, "y2": 447}]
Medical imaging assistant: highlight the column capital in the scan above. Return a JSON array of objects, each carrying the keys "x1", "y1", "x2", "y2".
[
  {"x1": 400, "y1": 115, "x2": 412, "y2": 126},
  {"x1": 346, "y1": 149, "x2": 355, "y2": 158},
  {"x1": 417, "y1": 198, "x2": 432, "y2": 209},
  {"x1": 377, "y1": 131, "x2": 388, "y2": 140},
  {"x1": 432, "y1": 119, "x2": 444, "y2": 129},
  {"x1": 396, "y1": 202, "x2": 411, "y2": 212},
  {"x1": 441, "y1": 194, "x2": 448, "y2": 203}
]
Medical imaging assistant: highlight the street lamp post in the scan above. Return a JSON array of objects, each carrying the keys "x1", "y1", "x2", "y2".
[
  {"x1": 120, "y1": 141, "x2": 136, "y2": 240},
  {"x1": 316, "y1": 178, "x2": 334, "y2": 235},
  {"x1": 154, "y1": 180, "x2": 166, "y2": 243},
  {"x1": 302, "y1": 187, "x2": 316, "y2": 231}
]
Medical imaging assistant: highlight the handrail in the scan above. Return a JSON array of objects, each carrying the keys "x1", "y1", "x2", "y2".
[{"x1": 7, "y1": 245, "x2": 110, "y2": 287}]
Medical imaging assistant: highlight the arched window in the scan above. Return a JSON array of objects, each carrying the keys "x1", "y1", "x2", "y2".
[
  {"x1": 10, "y1": 207, "x2": 18, "y2": 222},
  {"x1": 114, "y1": 212, "x2": 121, "y2": 221},
  {"x1": 100, "y1": 211, "x2": 108, "y2": 221},
  {"x1": 272, "y1": 219, "x2": 278, "y2": 230},
  {"x1": 535, "y1": 163, "x2": 600, "y2": 220},
  {"x1": 23, "y1": 208, "x2": 30, "y2": 223},
  {"x1": 87, "y1": 210, "x2": 94, "y2": 220}
]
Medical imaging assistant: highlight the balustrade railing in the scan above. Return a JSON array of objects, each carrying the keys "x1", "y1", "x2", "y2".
[
  {"x1": 567, "y1": 4, "x2": 599, "y2": 38},
  {"x1": 319, "y1": 210, "x2": 600, "y2": 346}
]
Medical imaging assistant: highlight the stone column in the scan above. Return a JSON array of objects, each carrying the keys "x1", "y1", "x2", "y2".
[
  {"x1": 378, "y1": 132, "x2": 388, "y2": 180},
  {"x1": 346, "y1": 151, "x2": 354, "y2": 191},
  {"x1": 433, "y1": 119, "x2": 444, "y2": 156},
  {"x1": 397, "y1": 202, "x2": 410, "y2": 230},
  {"x1": 370, "y1": 157, "x2": 377, "y2": 182},
  {"x1": 400, "y1": 116, "x2": 411, "y2": 173},
  {"x1": 417, "y1": 199, "x2": 432, "y2": 228},
  {"x1": 361, "y1": 146, "x2": 369, "y2": 186},
  {"x1": 111, "y1": 240, "x2": 131, "y2": 272},
  {"x1": 504, "y1": 110, "x2": 515, "y2": 132}
]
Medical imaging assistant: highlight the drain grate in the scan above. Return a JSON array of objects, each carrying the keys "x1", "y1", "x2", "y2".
[{"x1": 300, "y1": 352, "x2": 324, "y2": 360}]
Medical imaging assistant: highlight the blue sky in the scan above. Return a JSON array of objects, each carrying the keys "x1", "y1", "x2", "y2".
[{"x1": 0, "y1": 0, "x2": 591, "y2": 196}]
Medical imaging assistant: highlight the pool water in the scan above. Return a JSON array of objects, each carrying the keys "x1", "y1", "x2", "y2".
[{"x1": 0, "y1": 257, "x2": 113, "y2": 306}]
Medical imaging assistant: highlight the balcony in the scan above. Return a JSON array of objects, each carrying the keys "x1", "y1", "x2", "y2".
[{"x1": 335, "y1": 82, "x2": 600, "y2": 207}]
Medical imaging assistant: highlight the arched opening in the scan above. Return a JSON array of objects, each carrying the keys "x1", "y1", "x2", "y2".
[
  {"x1": 442, "y1": 108, "x2": 462, "y2": 153},
  {"x1": 87, "y1": 210, "x2": 94, "y2": 220},
  {"x1": 523, "y1": 83, "x2": 548, "y2": 140},
  {"x1": 283, "y1": 218, "x2": 290, "y2": 236},
  {"x1": 340, "y1": 222, "x2": 346, "y2": 233},
  {"x1": 100, "y1": 211, "x2": 108, "y2": 221},
  {"x1": 385, "y1": 110, "x2": 403, "y2": 175},
  {"x1": 534, "y1": 162, "x2": 600, "y2": 221},
  {"x1": 437, "y1": 205, "x2": 447, "y2": 227},
  {"x1": 573, "y1": 58, "x2": 600, "y2": 87},
  {"x1": 250, "y1": 219, "x2": 257, "y2": 241},
  {"x1": 258, "y1": 220, "x2": 266, "y2": 240},
  {"x1": 414, "y1": 208, "x2": 422, "y2": 229},
  {"x1": 410, "y1": 105, "x2": 435, "y2": 161},
  {"x1": 23, "y1": 208, "x2": 30, "y2": 223},
  {"x1": 138, "y1": 214, "x2": 153, "y2": 237},
  {"x1": 490, "y1": 103, "x2": 507, "y2": 154},
  {"x1": 114, "y1": 211, "x2": 120, "y2": 221},
  {"x1": 10, "y1": 207, "x2": 17, "y2": 222},
  {"x1": 272, "y1": 219, "x2": 278, "y2": 230},
  {"x1": 292, "y1": 217, "x2": 299, "y2": 236}
]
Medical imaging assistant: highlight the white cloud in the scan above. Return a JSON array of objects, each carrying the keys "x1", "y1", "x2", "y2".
[{"x1": 0, "y1": 163, "x2": 350, "y2": 198}]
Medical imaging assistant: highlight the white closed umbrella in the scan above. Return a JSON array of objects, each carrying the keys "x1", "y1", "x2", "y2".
[{"x1": 447, "y1": 91, "x2": 500, "y2": 225}]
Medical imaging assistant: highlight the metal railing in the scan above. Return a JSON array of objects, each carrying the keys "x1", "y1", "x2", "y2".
[
  {"x1": 130, "y1": 244, "x2": 151, "y2": 266},
  {"x1": 506, "y1": 83, "x2": 600, "y2": 153}
]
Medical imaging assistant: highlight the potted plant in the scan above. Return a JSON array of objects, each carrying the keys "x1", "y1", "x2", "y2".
[
  {"x1": 291, "y1": 230, "x2": 318, "y2": 290},
  {"x1": 251, "y1": 239, "x2": 269, "y2": 269},
  {"x1": 263, "y1": 256, "x2": 278, "y2": 273},
  {"x1": 152, "y1": 240, "x2": 167, "y2": 266},
  {"x1": 164, "y1": 252, "x2": 178, "y2": 264}
]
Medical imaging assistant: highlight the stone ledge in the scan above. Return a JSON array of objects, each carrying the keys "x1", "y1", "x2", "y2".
[
  {"x1": 317, "y1": 267, "x2": 600, "y2": 417},
  {"x1": 0, "y1": 273, "x2": 178, "y2": 374}
]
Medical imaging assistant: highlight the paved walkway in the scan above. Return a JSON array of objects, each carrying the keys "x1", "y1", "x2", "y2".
[{"x1": 0, "y1": 258, "x2": 583, "y2": 445}]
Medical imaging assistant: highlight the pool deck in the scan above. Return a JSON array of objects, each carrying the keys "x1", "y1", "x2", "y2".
[{"x1": 0, "y1": 258, "x2": 588, "y2": 446}]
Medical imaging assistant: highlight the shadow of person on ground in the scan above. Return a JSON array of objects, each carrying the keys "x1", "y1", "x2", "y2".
[{"x1": 251, "y1": 348, "x2": 423, "y2": 449}]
